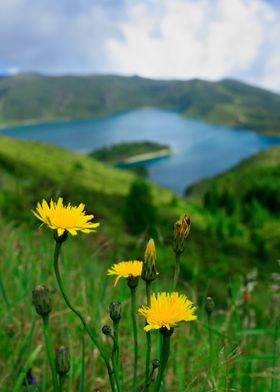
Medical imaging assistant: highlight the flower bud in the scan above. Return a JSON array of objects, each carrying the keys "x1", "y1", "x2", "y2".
[
  {"x1": 205, "y1": 297, "x2": 215, "y2": 315},
  {"x1": 55, "y1": 346, "x2": 70, "y2": 375},
  {"x1": 102, "y1": 325, "x2": 112, "y2": 336},
  {"x1": 152, "y1": 359, "x2": 160, "y2": 369},
  {"x1": 32, "y1": 285, "x2": 52, "y2": 316},
  {"x1": 109, "y1": 302, "x2": 122, "y2": 322},
  {"x1": 141, "y1": 239, "x2": 158, "y2": 283},
  {"x1": 173, "y1": 215, "x2": 191, "y2": 255}
]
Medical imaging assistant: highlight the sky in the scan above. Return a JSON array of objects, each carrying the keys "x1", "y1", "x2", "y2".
[{"x1": 0, "y1": 0, "x2": 280, "y2": 92}]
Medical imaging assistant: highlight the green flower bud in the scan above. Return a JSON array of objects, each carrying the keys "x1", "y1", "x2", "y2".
[
  {"x1": 205, "y1": 297, "x2": 215, "y2": 315},
  {"x1": 152, "y1": 359, "x2": 160, "y2": 369},
  {"x1": 55, "y1": 346, "x2": 70, "y2": 375},
  {"x1": 141, "y1": 239, "x2": 158, "y2": 283},
  {"x1": 109, "y1": 302, "x2": 122, "y2": 322},
  {"x1": 173, "y1": 215, "x2": 191, "y2": 255},
  {"x1": 102, "y1": 325, "x2": 112, "y2": 336},
  {"x1": 32, "y1": 285, "x2": 52, "y2": 316}
]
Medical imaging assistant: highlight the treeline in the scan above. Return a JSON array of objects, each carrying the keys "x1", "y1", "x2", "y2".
[
  {"x1": 203, "y1": 168, "x2": 280, "y2": 260},
  {"x1": 90, "y1": 141, "x2": 170, "y2": 163}
]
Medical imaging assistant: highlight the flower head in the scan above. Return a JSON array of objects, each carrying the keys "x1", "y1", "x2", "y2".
[
  {"x1": 142, "y1": 238, "x2": 158, "y2": 283},
  {"x1": 138, "y1": 292, "x2": 197, "y2": 332},
  {"x1": 145, "y1": 238, "x2": 156, "y2": 259},
  {"x1": 32, "y1": 198, "x2": 99, "y2": 237},
  {"x1": 173, "y1": 214, "x2": 191, "y2": 254},
  {"x1": 107, "y1": 261, "x2": 143, "y2": 286}
]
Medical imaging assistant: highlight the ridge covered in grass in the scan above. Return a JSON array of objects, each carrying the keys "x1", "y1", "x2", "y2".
[{"x1": 1, "y1": 74, "x2": 280, "y2": 134}]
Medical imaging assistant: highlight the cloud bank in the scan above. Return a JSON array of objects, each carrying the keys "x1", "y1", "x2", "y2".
[{"x1": 0, "y1": 0, "x2": 279, "y2": 91}]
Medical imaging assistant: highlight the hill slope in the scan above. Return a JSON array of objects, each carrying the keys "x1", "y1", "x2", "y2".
[
  {"x1": 1, "y1": 137, "x2": 279, "y2": 391},
  {"x1": 1, "y1": 135, "x2": 279, "y2": 285},
  {"x1": 187, "y1": 145, "x2": 280, "y2": 268},
  {"x1": 0, "y1": 74, "x2": 280, "y2": 134}
]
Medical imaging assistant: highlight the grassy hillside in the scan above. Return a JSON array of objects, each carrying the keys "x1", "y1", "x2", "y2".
[
  {"x1": 187, "y1": 145, "x2": 280, "y2": 271},
  {"x1": 1, "y1": 74, "x2": 280, "y2": 134},
  {"x1": 1, "y1": 136, "x2": 280, "y2": 390},
  {"x1": 0, "y1": 135, "x2": 279, "y2": 282}
]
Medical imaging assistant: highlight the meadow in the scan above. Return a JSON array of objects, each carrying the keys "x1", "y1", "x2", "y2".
[{"x1": 0, "y1": 135, "x2": 280, "y2": 391}]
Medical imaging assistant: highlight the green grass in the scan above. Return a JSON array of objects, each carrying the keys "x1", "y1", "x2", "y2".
[
  {"x1": 1, "y1": 74, "x2": 280, "y2": 134},
  {"x1": 0, "y1": 136, "x2": 280, "y2": 390}
]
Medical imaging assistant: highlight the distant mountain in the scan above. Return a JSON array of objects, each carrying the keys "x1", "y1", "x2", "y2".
[{"x1": 0, "y1": 74, "x2": 280, "y2": 134}]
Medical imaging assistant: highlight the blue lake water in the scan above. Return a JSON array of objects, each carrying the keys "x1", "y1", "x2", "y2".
[{"x1": 1, "y1": 108, "x2": 279, "y2": 195}]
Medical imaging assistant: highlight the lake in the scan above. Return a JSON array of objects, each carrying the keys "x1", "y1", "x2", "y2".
[{"x1": 1, "y1": 109, "x2": 279, "y2": 195}]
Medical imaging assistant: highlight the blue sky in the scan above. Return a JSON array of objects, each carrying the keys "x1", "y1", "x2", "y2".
[{"x1": 0, "y1": 0, "x2": 280, "y2": 91}]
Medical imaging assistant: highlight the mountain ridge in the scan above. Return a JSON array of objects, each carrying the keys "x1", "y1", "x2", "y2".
[{"x1": 1, "y1": 74, "x2": 280, "y2": 134}]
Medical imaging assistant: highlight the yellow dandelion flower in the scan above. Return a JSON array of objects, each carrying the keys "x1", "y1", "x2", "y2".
[
  {"x1": 32, "y1": 197, "x2": 100, "y2": 237},
  {"x1": 138, "y1": 292, "x2": 197, "y2": 332},
  {"x1": 107, "y1": 261, "x2": 143, "y2": 286}
]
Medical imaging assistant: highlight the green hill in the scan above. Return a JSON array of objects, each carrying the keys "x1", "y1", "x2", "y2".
[
  {"x1": 0, "y1": 134, "x2": 278, "y2": 285},
  {"x1": 1, "y1": 136, "x2": 279, "y2": 391},
  {"x1": 1, "y1": 74, "x2": 280, "y2": 134},
  {"x1": 187, "y1": 144, "x2": 280, "y2": 267}
]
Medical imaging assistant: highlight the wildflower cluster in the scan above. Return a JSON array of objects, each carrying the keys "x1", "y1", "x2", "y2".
[{"x1": 32, "y1": 197, "x2": 196, "y2": 391}]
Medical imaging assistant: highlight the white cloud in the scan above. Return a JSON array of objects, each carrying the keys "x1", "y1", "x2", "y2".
[
  {"x1": 0, "y1": 0, "x2": 280, "y2": 91},
  {"x1": 107, "y1": 0, "x2": 277, "y2": 83}
]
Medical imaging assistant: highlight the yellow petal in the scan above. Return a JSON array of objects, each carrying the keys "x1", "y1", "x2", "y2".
[{"x1": 57, "y1": 228, "x2": 65, "y2": 237}]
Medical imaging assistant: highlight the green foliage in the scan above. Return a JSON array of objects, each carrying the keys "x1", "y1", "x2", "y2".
[
  {"x1": 0, "y1": 136, "x2": 280, "y2": 390},
  {"x1": 90, "y1": 141, "x2": 170, "y2": 163},
  {"x1": 123, "y1": 179, "x2": 157, "y2": 235},
  {"x1": 1, "y1": 74, "x2": 280, "y2": 134}
]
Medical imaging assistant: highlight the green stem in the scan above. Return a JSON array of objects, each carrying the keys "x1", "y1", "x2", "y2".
[
  {"x1": 53, "y1": 241, "x2": 116, "y2": 392},
  {"x1": 42, "y1": 315, "x2": 59, "y2": 392},
  {"x1": 207, "y1": 313, "x2": 213, "y2": 366},
  {"x1": 112, "y1": 320, "x2": 122, "y2": 390},
  {"x1": 154, "y1": 335, "x2": 170, "y2": 392},
  {"x1": 207, "y1": 313, "x2": 216, "y2": 390},
  {"x1": 172, "y1": 253, "x2": 181, "y2": 291},
  {"x1": 59, "y1": 374, "x2": 66, "y2": 392},
  {"x1": 143, "y1": 364, "x2": 158, "y2": 391},
  {"x1": 111, "y1": 331, "x2": 122, "y2": 392},
  {"x1": 113, "y1": 320, "x2": 121, "y2": 373},
  {"x1": 79, "y1": 335, "x2": 85, "y2": 392},
  {"x1": 145, "y1": 282, "x2": 152, "y2": 388},
  {"x1": 130, "y1": 287, "x2": 138, "y2": 391},
  {"x1": 271, "y1": 319, "x2": 279, "y2": 392}
]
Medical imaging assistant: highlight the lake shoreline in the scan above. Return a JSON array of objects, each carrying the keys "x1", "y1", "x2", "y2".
[
  {"x1": 116, "y1": 148, "x2": 172, "y2": 165},
  {"x1": 1, "y1": 108, "x2": 279, "y2": 195}
]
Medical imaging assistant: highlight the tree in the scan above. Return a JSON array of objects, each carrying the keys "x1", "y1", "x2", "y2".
[{"x1": 123, "y1": 179, "x2": 157, "y2": 235}]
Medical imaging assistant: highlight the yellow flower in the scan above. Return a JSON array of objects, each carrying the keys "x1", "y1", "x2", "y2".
[
  {"x1": 107, "y1": 261, "x2": 143, "y2": 286},
  {"x1": 33, "y1": 198, "x2": 100, "y2": 237},
  {"x1": 142, "y1": 238, "x2": 158, "y2": 283},
  {"x1": 145, "y1": 238, "x2": 156, "y2": 260},
  {"x1": 138, "y1": 292, "x2": 197, "y2": 332}
]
